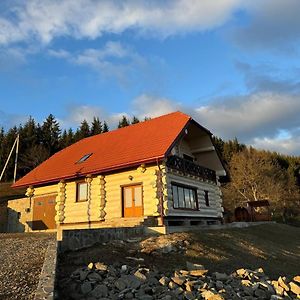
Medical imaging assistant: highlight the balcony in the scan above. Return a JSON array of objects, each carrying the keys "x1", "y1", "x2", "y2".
[{"x1": 166, "y1": 155, "x2": 216, "y2": 183}]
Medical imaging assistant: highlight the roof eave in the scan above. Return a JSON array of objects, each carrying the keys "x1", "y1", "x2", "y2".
[{"x1": 12, "y1": 155, "x2": 165, "y2": 189}]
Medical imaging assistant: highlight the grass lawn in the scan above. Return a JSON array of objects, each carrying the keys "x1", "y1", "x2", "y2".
[
  {"x1": 184, "y1": 223, "x2": 300, "y2": 278},
  {"x1": 57, "y1": 223, "x2": 300, "y2": 282}
]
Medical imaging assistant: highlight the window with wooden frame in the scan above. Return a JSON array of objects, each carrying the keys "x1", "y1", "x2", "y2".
[
  {"x1": 171, "y1": 183, "x2": 198, "y2": 210},
  {"x1": 76, "y1": 181, "x2": 88, "y2": 202},
  {"x1": 204, "y1": 190, "x2": 210, "y2": 206}
]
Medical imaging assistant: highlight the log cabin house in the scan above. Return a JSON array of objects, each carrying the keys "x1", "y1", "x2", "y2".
[{"x1": 13, "y1": 111, "x2": 226, "y2": 234}]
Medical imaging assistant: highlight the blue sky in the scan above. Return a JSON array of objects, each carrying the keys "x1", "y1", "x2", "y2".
[{"x1": 1, "y1": 0, "x2": 300, "y2": 154}]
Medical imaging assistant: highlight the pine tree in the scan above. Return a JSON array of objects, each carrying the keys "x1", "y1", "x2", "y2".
[
  {"x1": 75, "y1": 120, "x2": 90, "y2": 140},
  {"x1": 19, "y1": 116, "x2": 39, "y2": 154},
  {"x1": 118, "y1": 115, "x2": 130, "y2": 128},
  {"x1": 17, "y1": 116, "x2": 44, "y2": 177},
  {"x1": 40, "y1": 114, "x2": 61, "y2": 155},
  {"x1": 131, "y1": 116, "x2": 140, "y2": 124},
  {"x1": 102, "y1": 121, "x2": 109, "y2": 133},
  {"x1": 91, "y1": 117, "x2": 102, "y2": 135},
  {"x1": 67, "y1": 128, "x2": 75, "y2": 146}
]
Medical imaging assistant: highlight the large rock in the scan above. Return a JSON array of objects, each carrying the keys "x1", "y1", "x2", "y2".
[
  {"x1": 79, "y1": 269, "x2": 90, "y2": 281},
  {"x1": 207, "y1": 295, "x2": 224, "y2": 300},
  {"x1": 201, "y1": 290, "x2": 217, "y2": 300},
  {"x1": 186, "y1": 261, "x2": 205, "y2": 271},
  {"x1": 254, "y1": 288, "x2": 267, "y2": 299},
  {"x1": 159, "y1": 276, "x2": 170, "y2": 286},
  {"x1": 87, "y1": 272, "x2": 102, "y2": 282},
  {"x1": 272, "y1": 281, "x2": 284, "y2": 296},
  {"x1": 134, "y1": 270, "x2": 147, "y2": 281},
  {"x1": 171, "y1": 276, "x2": 186, "y2": 286},
  {"x1": 123, "y1": 274, "x2": 142, "y2": 289},
  {"x1": 235, "y1": 268, "x2": 250, "y2": 279},
  {"x1": 90, "y1": 284, "x2": 108, "y2": 298},
  {"x1": 63, "y1": 259, "x2": 298, "y2": 300},
  {"x1": 184, "y1": 290, "x2": 195, "y2": 300},
  {"x1": 95, "y1": 262, "x2": 108, "y2": 272},
  {"x1": 293, "y1": 276, "x2": 300, "y2": 283},
  {"x1": 289, "y1": 282, "x2": 300, "y2": 295},
  {"x1": 278, "y1": 277, "x2": 289, "y2": 291},
  {"x1": 189, "y1": 270, "x2": 208, "y2": 277},
  {"x1": 114, "y1": 278, "x2": 127, "y2": 291},
  {"x1": 213, "y1": 272, "x2": 228, "y2": 281},
  {"x1": 81, "y1": 281, "x2": 92, "y2": 295}
]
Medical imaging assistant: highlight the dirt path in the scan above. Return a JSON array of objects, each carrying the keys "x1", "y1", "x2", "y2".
[{"x1": 0, "y1": 233, "x2": 55, "y2": 300}]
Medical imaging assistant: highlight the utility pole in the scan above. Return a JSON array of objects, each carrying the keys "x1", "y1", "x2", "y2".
[
  {"x1": 13, "y1": 134, "x2": 20, "y2": 183},
  {"x1": 0, "y1": 134, "x2": 20, "y2": 183}
]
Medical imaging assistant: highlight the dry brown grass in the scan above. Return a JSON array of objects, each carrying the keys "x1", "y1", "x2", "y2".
[{"x1": 58, "y1": 223, "x2": 300, "y2": 282}]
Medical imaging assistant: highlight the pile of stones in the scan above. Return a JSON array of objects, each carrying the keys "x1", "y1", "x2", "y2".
[{"x1": 58, "y1": 261, "x2": 300, "y2": 300}]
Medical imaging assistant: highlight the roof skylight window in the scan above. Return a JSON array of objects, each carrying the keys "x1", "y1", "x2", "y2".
[{"x1": 76, "y1": 153, "x2": 93, "y2": 164}]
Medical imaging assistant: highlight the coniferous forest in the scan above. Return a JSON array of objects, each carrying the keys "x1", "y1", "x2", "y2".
[{"x1": 0, "y1": 114, "x2": 299, "y2": 225}]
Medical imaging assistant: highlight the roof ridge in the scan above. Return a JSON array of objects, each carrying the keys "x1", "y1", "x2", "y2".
[{"x1": 76, "y1": 111, "x2": 190, "y2": 141}]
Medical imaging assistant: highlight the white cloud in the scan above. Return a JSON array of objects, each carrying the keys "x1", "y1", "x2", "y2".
[
  {"x1": 0, "y1": 47, "x2": 27, "y2": 69},
  {"x1": 48, "y1": 41, "x2": 147, "y2": 85},
  {"x1": 60, "y1": 105, "x2": 131, "y2": 129},
  {"x1": 59, "y1": 105, "x2": 105, "y2": 128},
  {"x1": 0, "y1": 0, "x2": 241, "y2": 45},
  {"x1": 195, "y1": 92, "x2": 300, "y2": 141},
  {"x1": 62, "y1": 91, "x2": 300, "y2": 153},
  {"x1": 48, "y1": 49, "x2": 70, "y2": 59},
  {"x1": 252, "y1": 136, "x2": 300, "y2": 155},
  {"x1": 126, "y1": 91, "x2": 300, "y2": 155},
  {"x1": 232, "y1": 0, "x2": 300, "y2": 52},
  {"x1": 131, "y1": 94, "x2": 181, "y2": 118},
  {"x1": 60, "y1": 94, "x2": 181, "y2": 129},
  {"x1": 0, "y1": 110, "x2": 28, "y2": 130}
]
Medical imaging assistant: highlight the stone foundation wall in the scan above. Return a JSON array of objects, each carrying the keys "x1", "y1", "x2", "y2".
[
  {"x1": 34, "y1": 239, "x2": 58, "y2": 300},
  {"x1": 58, "y1": 226, "x2": 145, "y2": 253}
]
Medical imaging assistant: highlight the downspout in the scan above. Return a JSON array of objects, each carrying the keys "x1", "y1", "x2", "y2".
[{"x1": 156, "y1": 158, "x2": 164, "y2": 226}]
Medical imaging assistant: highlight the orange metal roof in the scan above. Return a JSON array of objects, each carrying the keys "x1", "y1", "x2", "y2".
[{"x1": 13, "y1": 111, "x2": 191, "y2": 188}]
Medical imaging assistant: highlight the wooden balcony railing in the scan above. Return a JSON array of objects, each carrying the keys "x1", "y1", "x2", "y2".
[{"x1": 166, "y1": 155, "x2": 216, "y2": 183}]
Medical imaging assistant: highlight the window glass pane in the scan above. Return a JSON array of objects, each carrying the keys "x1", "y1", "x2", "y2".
[
  {"x1": 78, "y1": 183, "x2": 88, "y2": 201},
  {"x1": 184, "y1": 188, "x2": 191, "y2": 208},
  {"x1": 124, "y1": 188, "x2": 132, "y2": 208},
  {"x1": 191, "y1": 190, "x2": 196, "y2": 209},
  {"x1": 205, "y1": 191, "x2": 209, "y2": 206},
  {"x1": 178, "y1": 187, "x2": 185, "y2": 208},
  {"x1": 134, "y1": 186, "x2": 142, "y2": 206},
  {"x1": 77, "y1": 153, "x2": 93, "y2": 163},
  {"x1": 172, "y1": 185, "x2": 179, "y2": 208}
]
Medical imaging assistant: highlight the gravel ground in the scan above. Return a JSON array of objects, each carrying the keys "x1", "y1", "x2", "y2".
[{"x1": 0, "y1": 233, "x2": 55, "y2": 300}]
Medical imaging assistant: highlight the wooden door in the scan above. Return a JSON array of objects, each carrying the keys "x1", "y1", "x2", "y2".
[
  {"x1": 32, "y1": 195, "x2": 56, "y2": 230},
  {"x1": 123, "y1": 185, "x2": 143, "y2": 217}
]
